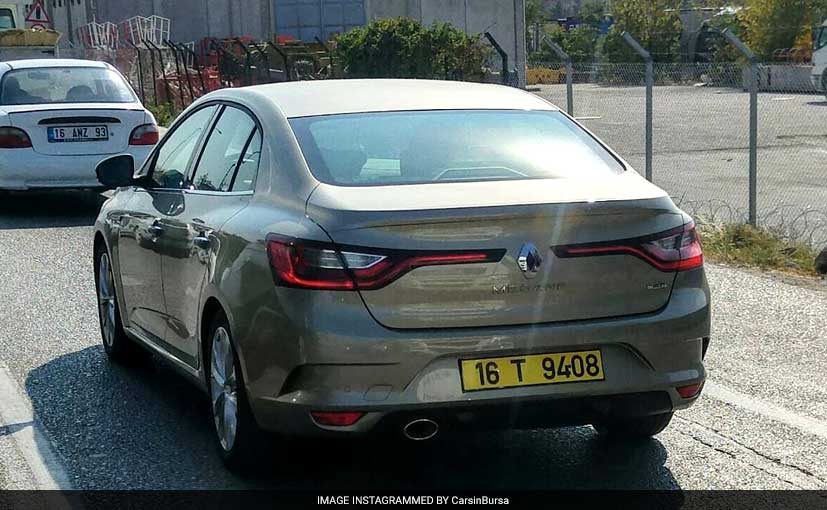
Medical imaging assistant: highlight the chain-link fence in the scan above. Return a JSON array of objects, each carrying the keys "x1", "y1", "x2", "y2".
[{"x1": 529, "y1": 59, "x2": 827, "y2": 250}]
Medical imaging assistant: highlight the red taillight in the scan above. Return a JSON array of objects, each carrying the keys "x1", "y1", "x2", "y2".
[
  {"x1": 677, "y1": 382, "x2": 704, "y2": 398},
  {"x1": 311, "y1": 411, "x2": 365, "y2": 427},
  {"x1": 0, "y1": 127, "x2": 32, "y2": 148},
  {"x1": 266, "y1": 235, "x2": 504, "y2": 291},
  {"x1": 129, "y1": 124, "x2": 159, "y2": 145},
  {"x1": 552, "y1": 221, "x2": 703, "y2": 272}
]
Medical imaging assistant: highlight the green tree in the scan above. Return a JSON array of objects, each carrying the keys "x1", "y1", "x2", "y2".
[
  {"x1": 602, "y1": 0, "x2": 682, "y2": 62},
  {"x1": 579, "y1": 0, "x2": 607, "y2": 29},
  {"x1": 526, "y1": 0, "x2": 546, "y2": 27},
  {"x1": 563, "y1": 26, "x2": 601, "y2": 62},
  {"x1": 742, "y1": 0, "x2": 808, "y2": 60}
]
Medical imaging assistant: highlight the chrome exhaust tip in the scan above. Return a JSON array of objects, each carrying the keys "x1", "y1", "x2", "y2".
[{"x1": 402, "y1": 418, "x2": 439, "y2": 441}]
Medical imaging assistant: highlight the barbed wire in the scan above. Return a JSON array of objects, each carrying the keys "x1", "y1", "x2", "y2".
[{"x1": 674, "y1": 197, "x2": 827, "y2": 250}]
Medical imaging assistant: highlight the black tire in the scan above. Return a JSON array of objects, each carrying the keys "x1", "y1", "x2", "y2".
[
  {"x1": 206, "y1": 311, "x2": 268, "y2": 473},
  {"x1": 94, "y1": 243, "x2": 146, "y2": 364},
  {"x1": 593, "y1": 412, "x2": 674, "y2": 440}
]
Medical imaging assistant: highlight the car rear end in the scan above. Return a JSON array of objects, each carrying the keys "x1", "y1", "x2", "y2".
[
  {"x1": 0, "y1": 61, "x2": 157, "y2": 190},
  {"x1": 243, "y1": 106, "x2": 710, "y2": 439}
]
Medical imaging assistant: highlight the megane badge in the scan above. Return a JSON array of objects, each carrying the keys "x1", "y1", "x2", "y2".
[{"x1": 517, "y1": 243, "x2": 543, "y2": 279}]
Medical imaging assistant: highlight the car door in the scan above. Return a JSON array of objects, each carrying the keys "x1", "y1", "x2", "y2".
[
  {"x1": 116, "y1": 104, "x2": 218, "y2": 345},
  {"x1": 158, "y1": 104, "x2": 262, "y2": 366}
]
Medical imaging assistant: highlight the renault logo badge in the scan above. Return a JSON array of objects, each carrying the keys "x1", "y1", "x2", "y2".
[{"x1": 517, "y1": 243, "x2": 543, "y2": 279}]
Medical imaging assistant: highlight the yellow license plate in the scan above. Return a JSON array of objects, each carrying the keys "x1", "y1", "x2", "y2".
[{"x1": 459, "y1": 350, "x2": 604, "y2": 392}]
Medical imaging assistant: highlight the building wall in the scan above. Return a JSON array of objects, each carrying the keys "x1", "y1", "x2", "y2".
[
  {"x1": 364, "y1": 0, "x2": 527, "y2": 87},
  {"x1": 46, "y1": 0, "x2": 93, "y2": 45},
  {"x1": 90, "y1": 0, "x2": 270, "y2": 43}
]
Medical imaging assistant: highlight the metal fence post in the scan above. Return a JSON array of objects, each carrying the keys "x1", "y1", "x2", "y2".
[
  {"x1": 125, "y1": 39, "x2": 146, "y2": 104},
  {"x1": 543, "y1": 38, "x2": 573, "y2": 117},
  {"x1": 621, "y1": 31, "x2": 653, "y2": 183},
  {"x1": 484, "y1": 32, "x2": 511, "y2": 86},
  {"x1": 722, "y1": 28, "x2": 759, "y2": 227}
]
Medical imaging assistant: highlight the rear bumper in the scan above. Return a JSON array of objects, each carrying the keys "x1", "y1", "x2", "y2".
[
  {"x1": 0, "y1": 147, "x2": 152, "y2": 190},
  {"x1": 254, "y1": 386, "x2": 698, "y2": 438},
  {"x1": 242, "y1": 268, "x2": 710, "y2": 437}
]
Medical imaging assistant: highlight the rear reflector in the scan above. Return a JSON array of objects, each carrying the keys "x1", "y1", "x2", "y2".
[
  {"x1": 0, "y1": 127, "x2": 32, "y2": 148},
  {"x1": 129, "y1": 124, "x2": 159, "y2": 145},
  {"x1": 677, "y1": 382, "x2": 704, "y2": 399},
  {"x1": 311, "y1": 411, "x2": 365, "y2": 427},
  {"x1": 552, "y1": 221, "x2": 703, "y2": 272},
  {"x1": 266, "y1": 235, "x2": 505, "y2": 291}
]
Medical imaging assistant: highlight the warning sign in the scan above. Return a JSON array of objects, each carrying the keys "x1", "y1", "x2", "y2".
[{"x1": 25, "y1": 0, "x2": 51, "y2": 26}]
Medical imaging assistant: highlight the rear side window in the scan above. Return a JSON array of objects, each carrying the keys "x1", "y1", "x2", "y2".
[
  {"x1": 288, "y1": 110, "x2": 624, "y2": 186},
  {"x1": 231, "y1": 129, "x2": 262, "y2": 192},
  {"x1": 191, "y1": 106, "x2": 256, "y2": 192}
]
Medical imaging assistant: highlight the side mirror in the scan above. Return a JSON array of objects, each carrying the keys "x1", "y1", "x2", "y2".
[{"x1": 96, "y1": 155, "x2": 135, "y2": 189}]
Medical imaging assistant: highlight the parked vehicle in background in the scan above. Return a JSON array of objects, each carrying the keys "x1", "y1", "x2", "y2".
[
  {"x1": 92, "y1": 79, "x2": 710, "y2": 472},
  {"x1": 813, "y1": 19, "x2": 827, "y2": 98},
  {"x1": 0, "y1": 2, "x2": 59, "y2": 61},
  {"x1": 0, "y1": 2, "x2": 23, "y2": 30},
  {"x1": 0, "y1": 59, "x2": 158, "y2": 190}
]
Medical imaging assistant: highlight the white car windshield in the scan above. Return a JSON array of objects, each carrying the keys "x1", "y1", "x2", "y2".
[{"x1": 0, "y1": 67, "x2": 136, "y2": 105}]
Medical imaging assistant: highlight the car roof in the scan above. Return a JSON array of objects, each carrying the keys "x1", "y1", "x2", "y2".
[
  {"x1": 243, "y1": 79, "x2": 558, "y2": 118},
  {"x1": 2, "y1": 59, "x2": 111, "y2": 70}
]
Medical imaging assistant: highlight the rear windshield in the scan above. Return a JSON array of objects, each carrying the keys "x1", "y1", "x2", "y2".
[
  {"x1": 289, "y1": 110, "x2": 625, "y2": 186},
  {"x1": 0, "y1": 67, "x2": 136, "y2": 105}
]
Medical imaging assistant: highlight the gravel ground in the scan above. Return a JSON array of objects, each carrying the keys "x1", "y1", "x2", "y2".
[
  {"x1": 0, "y1": 191, "x2": 825, "y2": 490},
  {"x1": 532, "y1": 84, "x2": 827, "y2": 247}
]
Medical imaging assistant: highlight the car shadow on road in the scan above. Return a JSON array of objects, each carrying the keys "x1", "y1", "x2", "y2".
[
  {"x1": 26, "y1": 346, "x2": 681, "y2": 491},
  {"x1": 0, "y1": 191, "x2": 103, "y2": 229}
]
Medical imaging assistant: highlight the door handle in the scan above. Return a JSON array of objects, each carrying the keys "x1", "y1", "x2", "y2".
[
  {"x1": 148, "y1": 225, "x2": 165, "y2": 236},
  {"x1": 193, "y1": 235, "x2": 211, "y2": 250}
]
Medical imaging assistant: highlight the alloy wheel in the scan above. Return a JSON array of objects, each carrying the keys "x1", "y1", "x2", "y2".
[
  {"x1": 210, "y1": 327, "x2": 238, "y2": 452},
  {"x1": 98, "y1": 252, "x2": 117, "y2": 347}
]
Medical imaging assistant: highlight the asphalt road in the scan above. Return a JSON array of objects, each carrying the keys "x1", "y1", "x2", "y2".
[
  {"x1": 0, "y1": 191, "x2": 826, "y2": 490},
  {"x1": 533, "y1": 84, "x2": 827, "y2": 247}
]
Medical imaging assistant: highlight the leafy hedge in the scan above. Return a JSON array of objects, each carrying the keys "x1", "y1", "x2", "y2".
[{"x1": 335, "y1": 17, "x2": 489, "y2": 81}]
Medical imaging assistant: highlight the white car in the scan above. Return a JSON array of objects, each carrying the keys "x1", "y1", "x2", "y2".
[{"x1": 0, "y1": 59, "x2": 158, "y2": 190}]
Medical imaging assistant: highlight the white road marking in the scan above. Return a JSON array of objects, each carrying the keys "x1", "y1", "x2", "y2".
[
  {"x1": 0, "y1": 365, "x2": 72, "y2": 490},
  {"x1": 705, "y1": 380, "x2": 827, "y2": 440}
]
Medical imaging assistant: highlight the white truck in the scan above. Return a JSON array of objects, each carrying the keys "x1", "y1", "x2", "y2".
[
  {"x1": 814, "y1": 19, "x2": 827, "y2": 98},
  {"x1": 0, "y1": 1, "x2": 59, "y2": 61},
  {"x1": 0, "y1": 3, "x2": 23, "y2": 31}
]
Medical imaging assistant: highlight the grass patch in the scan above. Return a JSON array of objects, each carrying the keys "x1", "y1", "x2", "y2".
[{"x1": 699, "y1": 223, "x2": 818, "y2": 275}]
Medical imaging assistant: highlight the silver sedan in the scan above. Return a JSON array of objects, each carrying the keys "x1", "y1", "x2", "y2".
[{"x1": 92, "y1": 79, "x2": 710, "y2": 471}]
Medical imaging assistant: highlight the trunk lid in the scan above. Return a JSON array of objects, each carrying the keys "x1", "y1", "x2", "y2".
[
  {"x1": 3, "y1": 103, "x2": 146, "y2": 156},
  {"x1": 307, "y1": 173, "x2": 686, "y2": 329}
]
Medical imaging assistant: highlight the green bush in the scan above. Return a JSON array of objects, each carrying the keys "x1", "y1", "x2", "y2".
[
  {"x1": 335, "y1": 17, "x2": 489, "y2": 81},
  {"x1": 532, "y1": 24, "x2": 600, "y2": 64},
  {"x1": 146, "y1": 102, "x2": 177, "y2": 128}
]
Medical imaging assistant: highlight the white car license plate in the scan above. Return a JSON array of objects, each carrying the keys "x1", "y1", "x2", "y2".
[{"x1": 47, "y1": 126, "x2": 109, "y2": 143}]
